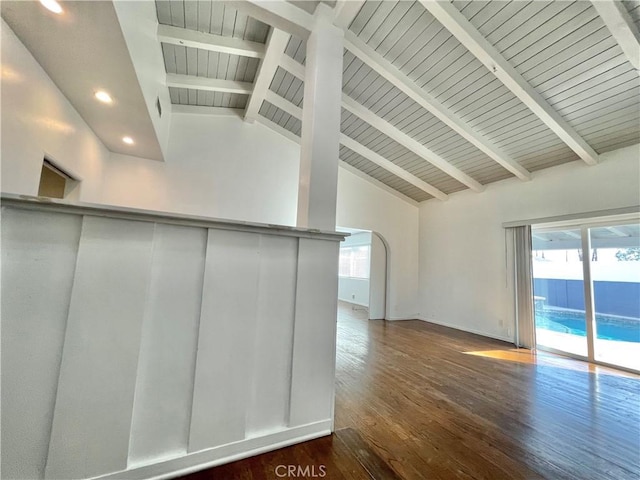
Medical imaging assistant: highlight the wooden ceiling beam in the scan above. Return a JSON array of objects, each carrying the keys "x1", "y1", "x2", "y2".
[
  {"x1": 265, "y1": 90, "x2": 302, "y2": 117},
  {"x1": 339, "y1": 135, "x2": 448, "y2": 201},
  {"x1": 157, "y1": 24, "x2": 265, "y2": 58},
  {"x1": 342, "y1": 94, "x2": 484, "y2": 192},
  {"x1": 165, "y1": 73, "x2": 253, "y2": 94},
  {"x1": 605, "y1": 226, "x2": 629, "y2": 237},
  {"x1": 262, "y1": 91, "x2": 446, "y2": 200},
  {"x1": 591, "y1": 0, "x2": 640, "y2": 71},
  {"x1": 421, "y1": 0, "x2": 599, "y2": 166},
  {"x1": 256, "y1": 116, "x2": 420, "y2": 206},
  {"x1": 277, "y1": 58, "x2": 483, "y2": 193},
  {"x1": 337, "y1": 161, "x2": 420, "y2": 207},
  {"x1": 333, "y1": 0, "x2": 366, "y2": 29},
  {"x1": 344, "y1": 31, "x2": 531, "y2": 181},
  {"x1": 280, "y1": 53, "x2": 305, "y2": 80},
  {"x1": 244, "y1": 28, "x2": 291, "y2": 122},
  {"x1": 171, "y1": 105, "x2": 244, "y2": 117},
  {"x1": 230, "y1": 0, "x2": 313, "y2": 40}
]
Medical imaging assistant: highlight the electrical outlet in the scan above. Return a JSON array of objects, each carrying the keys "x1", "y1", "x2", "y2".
[
  {"x1": 507, "y1": 327, "x2": 512, "y2": 336},
  {"x1": 351, "y1": 293, "x2": 355, "y2": 299},
  {"x1": 498, "y1": 319, "x2": 504, "y2": 327}
]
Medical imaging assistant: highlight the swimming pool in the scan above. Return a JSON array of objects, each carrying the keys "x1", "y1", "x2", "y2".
[{"x1": 535, "y1": 309, "x2": 640, "y2": 343}]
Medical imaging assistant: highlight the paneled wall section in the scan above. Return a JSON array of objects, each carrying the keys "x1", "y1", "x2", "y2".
[{"x1": 1, "y1": 204, "x2": 341, "y2": 480}]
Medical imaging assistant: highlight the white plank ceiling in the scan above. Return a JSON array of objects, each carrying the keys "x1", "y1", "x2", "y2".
[
  {"x1": 156, "y1": 1, "x2": 268, "y2": 107},
  {"x1": 156, "y1": 0, "x2": 640, "y2": 203}
]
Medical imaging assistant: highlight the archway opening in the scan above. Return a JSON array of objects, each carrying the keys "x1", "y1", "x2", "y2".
[{"x1": 337, "y1": 227, "x2": 388, "y2": 320}]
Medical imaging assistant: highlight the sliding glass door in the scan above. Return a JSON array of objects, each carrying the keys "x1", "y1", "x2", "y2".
[
  {"x1": 532, "y1": 228, "x2": 588, "y2": 358},
  {"x1": 589, "y1": 224, "x2": 640, "y2": 371},
  {"x1": 532, "y1": 221, "x2": 640, "y2": 372}
]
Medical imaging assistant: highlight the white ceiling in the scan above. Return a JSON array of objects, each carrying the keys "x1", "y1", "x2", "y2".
[
  {"x1": 155, "y1": 0, "x2": 640, "y2": 203},
  {"x1": 3, "y1": 0, "x2": 639, "y2": 201},
  {"x1": 1, "y1": 0, "x2": 164, "y2": 161},
  {"x1": 533, "y1": 223, "x2": 640, "y2": 249},
  {"x1": 287, "y1": 1, "x2": 336, "y2": 14}
]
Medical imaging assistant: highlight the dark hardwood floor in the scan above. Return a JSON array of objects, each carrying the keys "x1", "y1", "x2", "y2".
[{"x1": 182, "y1": 302, "x2": 640, "y2": 480}]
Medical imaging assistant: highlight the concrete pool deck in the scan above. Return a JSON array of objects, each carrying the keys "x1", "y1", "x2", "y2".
[{"x1": 536, "y1": 328, "x2": 640, "y2": 371}]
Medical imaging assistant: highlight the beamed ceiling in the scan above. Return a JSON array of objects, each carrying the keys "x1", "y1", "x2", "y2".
[
  {"x1": 18, "y1": 0, "x2": 636, "y2": 204},
  {"x1": 155, "y1": 0, "x2": 640, "y2": 203}
]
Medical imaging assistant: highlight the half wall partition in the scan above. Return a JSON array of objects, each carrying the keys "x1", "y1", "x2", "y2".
[{"x1": 1, "y1": 195, "x2": 346, "y2": 480}]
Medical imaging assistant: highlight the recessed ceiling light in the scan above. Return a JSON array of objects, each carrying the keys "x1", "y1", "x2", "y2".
[
  {"x1": 94, "y1": 90, "x2": 113, "y2": 104},
  {"x1": 122, "y1": 136, "x2": 134, "y2": 145},
  {"x1": 39, "y1": 0, "x2": 63, "y2": 14}
]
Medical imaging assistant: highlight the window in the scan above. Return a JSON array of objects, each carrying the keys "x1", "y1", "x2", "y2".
[
  {"x1": 339, "y1": 245, "x2": 370, "y2": 279},
  {"x1": 38, "y1": 159, "x2": 78, "y2": 199}
]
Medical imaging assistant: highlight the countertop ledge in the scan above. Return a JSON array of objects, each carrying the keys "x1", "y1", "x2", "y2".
[{"x1": 1, "y1": 194, "x2": 349, "y2": 241}]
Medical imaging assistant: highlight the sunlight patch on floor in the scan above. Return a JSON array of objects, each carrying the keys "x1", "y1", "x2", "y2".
[{"x1": 462, "y1": 349, "x2": 640, "y2": 378}]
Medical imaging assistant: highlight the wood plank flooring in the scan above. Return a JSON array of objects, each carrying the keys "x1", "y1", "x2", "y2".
[{"x1": 181, "y1": 302, "x2": 640, "y2": 479}]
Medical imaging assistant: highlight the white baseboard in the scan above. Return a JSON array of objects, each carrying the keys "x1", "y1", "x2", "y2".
[
  {"x1": 91, "y1": 420, "x2": 332, "y2": 480},
  {"x1": 338, "y1": 298, "x2": 369, "y2": 308},
  {"x1": 385, "y1": 313, "x2": 420, "y2": 321},
  {"x1": 417, "y1": 316, "x2": 514, "y2": 343}
]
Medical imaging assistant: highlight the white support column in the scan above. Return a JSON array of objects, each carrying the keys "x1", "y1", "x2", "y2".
[{"x1": 297, "y1": 4, "x2": 344, "y2": 230}]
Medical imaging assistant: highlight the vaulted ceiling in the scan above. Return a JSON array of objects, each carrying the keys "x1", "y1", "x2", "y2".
[
  {"x1": 155, "y1": 0, "x2": 640, "y2": 204},
  {"x1": 6, "y1": 1, "x2": 639, "y2": 203}
]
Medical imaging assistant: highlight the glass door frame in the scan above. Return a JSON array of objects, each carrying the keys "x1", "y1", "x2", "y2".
[{"x1": 532, "y1": 215, "x2": 640, "y2": 374}]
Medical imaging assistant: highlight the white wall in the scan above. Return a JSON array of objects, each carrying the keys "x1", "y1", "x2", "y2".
[
  {"x1": 418, "y1": 145, "x2": 640, "y2": 341},
  {"x1": 337, "y1": 168, "x2": 420, "y2": 320},
  {"x1": 105, "y1": 125, "x2": 422, "y2": 319},
  {"x1": 101, "y1": 113, "x2": 300, "y2": 225},
  {"x1": 0, "y1": 19, "x2": 109, "y2": 201},
  {"x1": 338, "y1": 231, "x2": 371, "y2": 307},
  {"x1": 103, "y1": 123, "x2": 421, "y2": 320},
  {"x1": 338, "y1": 277, "x2": 369, "y2": 307},
  {"x1": 1, "y1": 22, "x2": 421, "y2": 319},
  {"x1": 1, "y1": 20, "x2": 299, "y2": 226}
]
